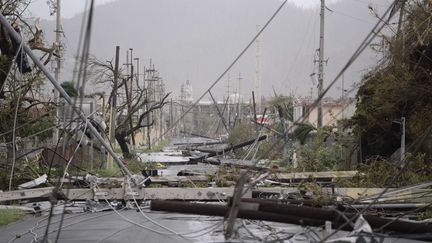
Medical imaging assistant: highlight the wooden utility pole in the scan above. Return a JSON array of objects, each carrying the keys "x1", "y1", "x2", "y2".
[
  {"x1": 123, "y1": 49, "x2": 136, "y2": 147},
  {"x1": 107, "y1": 46, "x2": 119, "y2": 169},
  {"x1": 129, "y1": 48, "x2": 136, "y2": 146},
  {"x1": 317, "y1": 0, "x2": 325, "y2": 128},
  {"x1": 146, "y1": 87, "x2": 151, "y2": 149},
  {"x1": 170, "y1": 98, "x2": 173, "y2": 137},
  {"x1": 252, "y1": 91, "x2": 258, "y2": 134}
]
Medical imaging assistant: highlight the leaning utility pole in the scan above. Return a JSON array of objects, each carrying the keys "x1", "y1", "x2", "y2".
[
  {"x1": 0, "y1": 14, "x2": 136, "y2": 181},
  {"x1": 107, "y1": 46, "x2": 120, "y2": 169},
  {"x1": 317, "y1": 0, "x2": 325, "y2": 128},
  {"x1": 53, "y1": 0, "x2": 61, "y2": 143}
]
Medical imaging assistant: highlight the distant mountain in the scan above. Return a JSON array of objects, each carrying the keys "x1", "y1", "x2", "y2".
[{"x1": 39, "y1": 0, "x2": 387, "y2": 100}]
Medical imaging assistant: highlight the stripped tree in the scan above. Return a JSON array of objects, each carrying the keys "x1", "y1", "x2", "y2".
[
  {"x1": 0, "y1": 1, "x2": 59, "y2": 189},
  {"x1": 88, "y1": 57, "x2": 170, "y2": 159}
]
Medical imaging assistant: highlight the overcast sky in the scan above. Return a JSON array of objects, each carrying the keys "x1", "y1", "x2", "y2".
[
  {"x1": 27, "y1": 0, "x2": 393, "y2": 101},
  {"x1": 29, "y1": 0, "x2": 342, "y2": 19}
]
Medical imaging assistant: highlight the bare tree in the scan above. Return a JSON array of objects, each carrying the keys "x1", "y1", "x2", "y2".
[
  {"x1": 0, "y1": 3, "x2": 58, "y2": 96},
  {"x1": 88, "y1": 57, "x2": 170, "y2": 158}
]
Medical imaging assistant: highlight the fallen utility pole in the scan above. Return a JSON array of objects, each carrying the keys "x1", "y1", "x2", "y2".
[
  {"x1": 179, "y1": 131, "x2": 217, "y2": 140},
  {"x1": 0, "y1": 14, "x2": 136, "y2": 182},
  {"x1": 151, "y1": 200, "x2": 327, "y2": 228},
  {"x1": 190, "y1": 135, "x2": 267, "y2": 162},
  {"x1": 0, "y1": 187, "x2": 252, "y2": 202},
  {"x1": 151, "y1": 199, "x2": 432, "y2": 234}
]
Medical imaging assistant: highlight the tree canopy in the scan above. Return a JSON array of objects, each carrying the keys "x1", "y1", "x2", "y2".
[{"x1": 351, "y1": 2, "x2": 432, "y2": 161}]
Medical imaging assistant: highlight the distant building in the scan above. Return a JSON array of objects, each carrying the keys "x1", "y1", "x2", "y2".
[
  {"x1": 293, "y1": 97, "x2": 355, "y2": 127},
  {"x1": 180, "y1": 80, "x2": 193, "y2": 103}
]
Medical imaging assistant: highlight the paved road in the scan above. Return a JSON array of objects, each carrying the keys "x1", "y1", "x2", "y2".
[
  {"x1": 2, "y1": 207, "x2": 426, "y2": 242},
  {"x1": 1, "y1": 209, "x2": 227, "y2": 243}
]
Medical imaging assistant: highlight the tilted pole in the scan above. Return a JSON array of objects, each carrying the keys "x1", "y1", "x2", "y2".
[
  {"x1": 0, "y1": 14, "x2": 135, "y2": 180},
  {"x1": 107, "y1": 46, "x2": 120, "y2": 169},
  {"x1": 53, "y1": 0, "x2": 61, "y2": 143}
]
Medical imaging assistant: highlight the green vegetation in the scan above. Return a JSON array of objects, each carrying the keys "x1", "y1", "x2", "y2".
[
  {"x1": 178, "y1": 181, "x2": 208, "y2": 188},
  {"x1": 0, "y1": 209, "x2": 25, "y2": 226},
  {"x1": 61, "y1": 81, "x2": 79, "y2": 97},
  {"x1": 93, "y1": 166, "x2": 122, "y2": 178},
  {"x1": 144, "y1": 139, "x2": 170, "y2": 153},
  {"x1": 337, "y1": 153, "x2": 432, "y2": 188},
  {"x1": 227, "y1": 122, "x2": 284, "y2": 161},
  {"x1": 295, "y1": 129, "x2": 344, "y2": 172},
  {"x1": 351, "y1": 3, "x2": 432, "y2": 161}
]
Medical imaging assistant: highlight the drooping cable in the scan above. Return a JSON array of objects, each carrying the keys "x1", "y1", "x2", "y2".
[{"x1": 152, "y1": 0, "x2": 288, "y2": 145}]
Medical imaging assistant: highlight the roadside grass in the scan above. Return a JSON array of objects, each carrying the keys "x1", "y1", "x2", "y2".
[
  {"x1": 0, "y1": 209, "x2": 25, "y2": 226},
  {"x1": 93, "y1": 165, "x2": 122, "y2": 177},
  {"x1": 143, "y1": 139, "x2": 170, "y2": 153}
]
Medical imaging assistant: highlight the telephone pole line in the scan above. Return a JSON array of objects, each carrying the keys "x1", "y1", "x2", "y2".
[{"x1": 317, "y1": 0, "x2": 325, "y2": 128}]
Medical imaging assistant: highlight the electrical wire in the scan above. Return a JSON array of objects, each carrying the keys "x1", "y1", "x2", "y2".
[
  {"x1": 32, "y1": 210, "x2": 118, "y2": 242},
  {"x1": 7, "y1": 39, "x2": 25, "y2": 191},
  {"x1": 59, "y1": 119, "x2": 89, "y2": 189},
  {"x1": 152, "y1": 0, "x2": 288, "y2": 145},
  {"x1": 97, "y1": 185, "x2": 223, "y2": 239},
  {"x1": 281, "y1": 7, "x2": 317, "y2": 88},
  {"x1": 9, "y1": 78, "x2": 22, "y2": 191},
  {"x1": 7, "y1": 188, "x2": 93, "y2": 242},
  {"x1": 215, "y1": 1, "x2": 409, "y2": 238}
]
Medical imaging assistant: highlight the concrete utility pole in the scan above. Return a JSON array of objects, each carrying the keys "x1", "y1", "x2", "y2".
[
  {"x1": 53, "y1": 0, "x2": 61, "y2": 143},
  {"x1": 0, "y1": 14, "x2": 136, "y2": 180},
  {"x1": 317, "y1": 0, "x2": 325, "y2": 128},
  {"x1": 134, "y1": 57, "x2": 140, "y2": 85}
]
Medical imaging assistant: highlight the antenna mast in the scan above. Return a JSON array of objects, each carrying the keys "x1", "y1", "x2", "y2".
[{"x1": 317, "y1": 0, "x2": 325, "y2": 128}]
